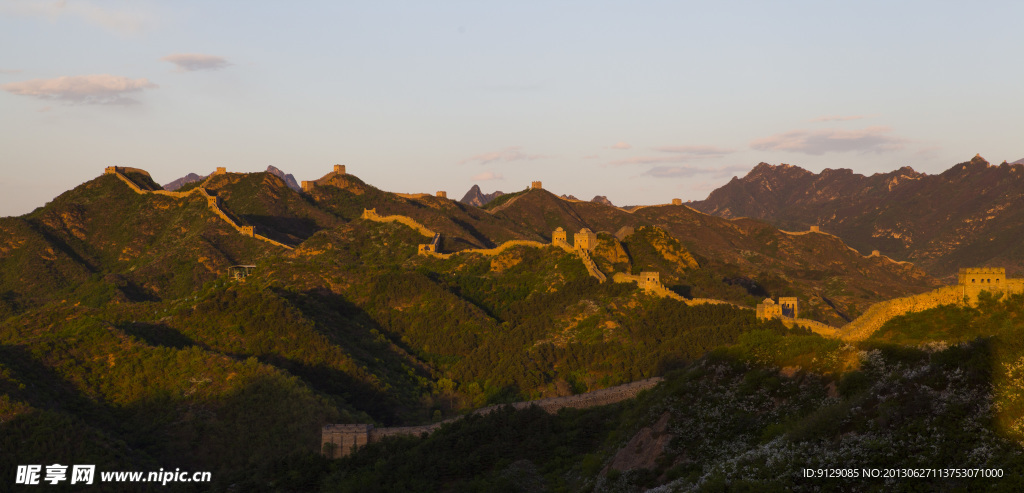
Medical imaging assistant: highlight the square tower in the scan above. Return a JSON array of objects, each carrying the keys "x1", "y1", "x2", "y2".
[
  {"x1": 552, "y1": 227, "x2": 567, "y2": 244},
  {"x1": 641, "y1": 272, "x2": 660, "y2": 291},
  {"x1": 334, "y1": 164, "x2": 346, "y2": 174},
  {"x1": 531, "y1": 181, "x2": 543, "y2": 190},
  {"x1": 671, "y1": 198, "x2": 682, "y2": 205},
  {"x1": 574, "y1": 228, "x2": 598, "y2": 252},
  {"x1": 214, "y1": 167, "x2": 227, "y2": 175},
  {"x1": 779, "y1": 297, "x2": 798, "y2": 318},
  {"x1": 436, "y1": 191, "x2": 447, "y2": 198},
  {"x1": 301, "y1": 181, "x2": 317, "y2": 192}
]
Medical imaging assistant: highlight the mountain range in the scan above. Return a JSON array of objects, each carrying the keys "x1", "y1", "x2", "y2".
[
  {"x1": 3, "y1": 157, "x2": 1023, "y2": 490},
  {"x1": 692, "y1": 155, "x2": 1024, "y2": 278}
]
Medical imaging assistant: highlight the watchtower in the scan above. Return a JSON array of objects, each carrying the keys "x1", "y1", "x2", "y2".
[
  {"x1": 214, "y1": 167, "x2": 227, "y2": 175},
  {"x1": 756, "y1": 298, "x2": 783, "y2": 320},
  {"x1": 104, "y1": 166, "x2": 118, "y2": 175},
  {"x1": 779, "y1": 297, "x2": 798, "y2": 318},
  {"x1": 321, "y1": 424, "x2": 372, "y2": 458},
  {"x1": 552, "y1": 227, "x2": 568, "y2": 245},
  {"x1": 641, "y1": 272, "x2": 660, "y2": 292},
  {"x1": 671, "y1": 198, "x2": 682, "y2": 206},
  {"x1": 301, "y1": 181, "x2": 317, "y2": 192},
  {"x1": 574, "y1": 228, "x2": 598, "y2": 252},
  {"x1": 531, "y1": 181, "x2": 543, "y2": 190},
  {"x1": 436, "y1": 191, "x2": 447, "y2": 198},
  {"x1": 239, "y1": 226, "x2": 255, "y2": 237},
  {"x1": 809, "y1": 226, "x2": 820, "y2": 233},
  {"x1": 870, "y1": 250, "x2": 880, "y2": 257},
  {"x1": 334, "y1": 164, "x2": 346, "y2": 175},
  {"x1": 958, "y1": 267, "x2": 1006, "y2": 286}
]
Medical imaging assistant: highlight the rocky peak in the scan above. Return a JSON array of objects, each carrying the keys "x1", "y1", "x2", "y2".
[
  {"x1": 460, "y1": 184, "x2": 504, "y2": 207},
  {"x1": 591, "y1": 195, "x2": 614, "y2": 206},
  {"x1": 266, "y1": 166, "x2": 301, "y2": 191}
]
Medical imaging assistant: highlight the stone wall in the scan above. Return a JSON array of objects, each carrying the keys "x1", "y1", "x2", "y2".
[
  {"x1": 105, "y1": 167, "x2": 294, "y2": 251},
  {"x1": 322, "y1": 377, "x2": 663, "y2": 458}
]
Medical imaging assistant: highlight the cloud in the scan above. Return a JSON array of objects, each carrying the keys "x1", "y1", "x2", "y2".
[
  {"x1": 1, "y1": 74, "x2": 158, "y2": 105},
  {"x1": 609, "y1": 146, "x2": 734, "y2": 166},
  {"x1": 0, "y1": 69, "x2": 22, "y2": 75},
  {"x1": 458, "y1": 146, "x2": 545, "y2": 165},
  {"x1": 810, "y1": 115, "x2": 869, "y2": 122},
  {"x1": 161, "y1": 53, "x2": 231, "y2": 72},
  {"x1": 0, "y1": 0, "x2": 152, "y2": 34},
  {"x1": 644, "y1": 165, "x2": 750, "y2": 179},
  {"x1": 609, "y1": 142, "x2": 631, "y2": 150},
  {"x1": 651, "y1": 145, "x2": 733, "y2": 157},
  {"x1": 471, "y1": 171, "x2": 503, "y2": 181},
  {"x1": 750, "y1": 127, "x2": 906, "y2": 155}
]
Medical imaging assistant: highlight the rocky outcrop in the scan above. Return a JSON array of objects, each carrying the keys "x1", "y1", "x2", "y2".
[
  {"x1": 460, "y1": 184, "x2": 505, "y2": 207},
  {"x1": 266, "y1": 165, "x2": 301, "y2": 191}
]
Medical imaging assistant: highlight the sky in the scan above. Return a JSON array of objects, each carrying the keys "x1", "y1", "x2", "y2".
[{"x1": 2, "y1": 1, "x2": 1023, "y2": 216}]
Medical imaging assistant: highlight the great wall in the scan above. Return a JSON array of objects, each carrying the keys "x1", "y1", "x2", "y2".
[
  {"x1": 321, "y1": 377, "x2": 663, "y2": 458},
  {"x1": 104, "y1": 166, "x2": 294, "y2": 250}
]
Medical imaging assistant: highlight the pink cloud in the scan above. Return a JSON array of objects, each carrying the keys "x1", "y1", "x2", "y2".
[
  {"x1": 458, "y1": 146, "x2": 545, "y2": 165},
  {"x1": 161, "y1": 53, "x2": 231, "y2": 72},
  {"x1": 609, "y1": 142, "x2": 631, "y2": 150},
  {"x1": 471, "y1": 171, "x2": 504, "y2": 181},
  {"x1": 750, "y1": 127, "x2": 906, "y2": 155},
  {"x1": 651, "y1": 145, "x2": 733, "y2": 157},
  {"x1": 644, "y1": 165, "x2": 750, "y2": 178},
  {"x1": 609, "y1": 145, "x2": 733, "y2": 166},
  {"x1": 1, "y1": 74, "x2": 157, "y2": 105}
]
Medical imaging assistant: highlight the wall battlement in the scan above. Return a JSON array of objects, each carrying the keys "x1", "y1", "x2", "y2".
[
  {"x1": 321, "y1": 377, "x2": 663, "y2": 458},
  {"x1": 103, "y1": 167, "x2": 294, "y2": 251}
]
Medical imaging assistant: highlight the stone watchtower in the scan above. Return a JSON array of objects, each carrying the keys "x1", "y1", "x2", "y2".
[
  {"x1": 641, "y1": 272, "x2": 661, "y2": 292},
  {"x1": 574, "y1": 228, "x2": 598, "y2": 252},
  {"x1": 552, "y1": 227, "x2": 568, "y2": 245},
  {"x1": 779, "y1": 297, "x2": 798, "y2": 318},
  {"x1": 531, "y1": 181, "x2": 543, "y2": 190},
  {"x1": 756, "y1": 299, "x2": 782, "y2": 320},
  {"x1": 436, "y1": 191, "x2": 447, "y2": 198},
  {"x1": 958, "y1": 267, "x2": 1005, "y2": 286},
  {"x1": 301, "y1": 181, "x2": 317, "y2": 192},
  {"x1": 334, "y1": 164, "x2": 346, "y2": 175},
  {"x1": 321, "y1": 424, "x2": 372, "y2": 458},
  {"x1": 214, "y1": 167, "x2": 227, "y2": 175},
  {"x1": 104, "y1": 166, "x2": 118, "y2": 175},
  {"x1": 671, "y1": 198, "x2": 682, "y2": 206}
]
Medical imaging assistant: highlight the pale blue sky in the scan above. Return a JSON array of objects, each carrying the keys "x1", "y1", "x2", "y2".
[{"x1": 2, "y1": 1, "x2": 1022, "y2": 216}]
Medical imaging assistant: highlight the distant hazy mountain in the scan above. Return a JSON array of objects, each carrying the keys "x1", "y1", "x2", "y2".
[
  {"x1": 591, "y1": 195, "x2": 614, "y2": 206},
  {"x1": 691, "y1": 155, "x2": 1024, "y2": 276},
  {"x1": 163, "y1": 173, "x2": 206, "y2": 191},
  {"x1": 1012, "y1": 158, "x2": 1024, "y2": 165},
  {"x1": 266, "y1": 166, "x2": 301, "y2": 191},
  {"x1": 460, "y1": 184, "x2": 505, "y2": 206},
  {"x1": 560, "y1": 194, "x2": 580, "y2": 201}
]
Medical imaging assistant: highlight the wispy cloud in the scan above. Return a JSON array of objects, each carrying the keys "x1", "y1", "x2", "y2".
[
  {"x1": 1, "y1": 74, "x2": 158, "y2": 105},
  {"x1": 609, "y1": 142, "x2": 631, "y2": 150},
  {"x1": 609, "y1": 145, "x2": 734, "y2": 166},
  {"x1": 750, "y1": 127, "x2": 906, "y2": 155},
  {"x1": 651, "y1": 145, "x2": 733, "y2": 157},
  {"x1": 643, "y1": 164, "x2": 749, "y2": 178},
  {"x1": 0, "y1": 0, "x2": 152, "y2": 34},
  {"x1": 471, "y1": 171, "x2": 503, "y2": 181},
  {"x1": 810, "y1": 115, "x2": 870, "y2": 122},
  {"x1": 0, "y1": 69, "x2": 22, "y2": 75},
  {"x1": 458, "y1": 146, "x2": 546, "y2": 165},
  {"x1": 161, "y1": 53, "x2": 231, "y2": 72}
]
